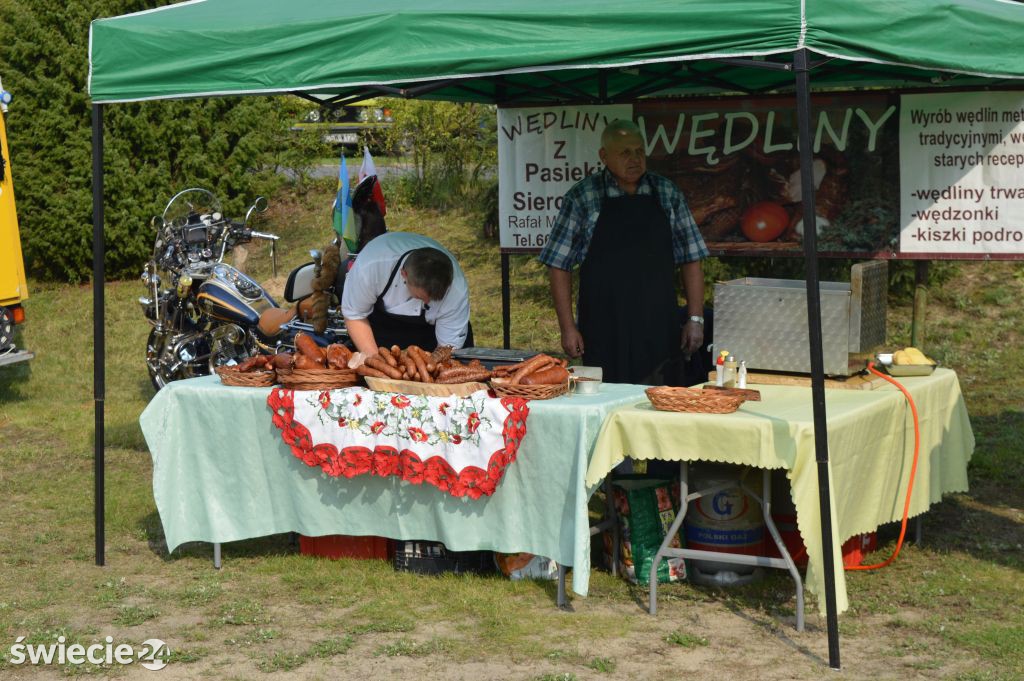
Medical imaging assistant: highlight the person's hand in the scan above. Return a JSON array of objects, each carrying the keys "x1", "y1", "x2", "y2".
[
  {"x1": 561, "y1": 325, "x2": 585, "y2": 358},
  {"x1": 682, "y1": 320, "x2": 704, "y2": 356}
]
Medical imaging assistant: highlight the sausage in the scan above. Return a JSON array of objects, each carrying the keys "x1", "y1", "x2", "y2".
[
  {"x1": 270, "y1": 352, "x2": 295, "y2": 370},
  {"x1": 293, "y1": 353, "x2": 324, "y2": 370},
  {"x1": 437, "y1": 368, "x2": 493, "y2": 384},
  {"x1": 366, "y1": 355, "x2": 404, "y2": 379},
  {"x1": 520, "y1": 365, "x2": 570, "y2": 385},
  {"x1": 511, "y1": 354, "x2": 556, "y2": 384},
  {"x1": 294, "y1": 332, "x2": 326, "y2": 364},
  {"x1": 411, "y1": 348, "x2": 433, "y2": 383},
  {"x1": 355, "y1": 364, "x2": 388, "y2": 378},
  {"x1": 379, "y1": 347, "x2": 399, "y2": 368},
  {"x1": 325, "y1": 344, "x2": 351, "y2": 369},
  {"x1": 235, "y1": 355, "x2": 268, "y2": 372},
  {"x1": 401, "y1": 350, "x2": 418, "y2": 380}
]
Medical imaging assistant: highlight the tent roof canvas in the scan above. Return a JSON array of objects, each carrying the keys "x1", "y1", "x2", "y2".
[{"x1": 89, "y1": 0, "x2": 1024, "y2": 104}]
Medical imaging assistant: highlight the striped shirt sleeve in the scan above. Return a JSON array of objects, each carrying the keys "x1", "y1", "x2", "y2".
[{"x1": 538, "y1": 183, "x2": 589, "y2": 270}]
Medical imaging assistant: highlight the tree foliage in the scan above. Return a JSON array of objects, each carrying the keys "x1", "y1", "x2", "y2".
[
  {"x1": 0, "y1": 0, "x2": 316, "y2": 282},
  {"x1": 377, "y1": 99, "x2": 497, "y2": 212}
]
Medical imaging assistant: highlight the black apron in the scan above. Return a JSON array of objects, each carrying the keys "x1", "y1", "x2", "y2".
[
  {"x1": 366, "y1": 250, "x2": 439, "y2": 351},
  {"x1": 578, "y1": 177, "x2": 680, "y2": 384}
]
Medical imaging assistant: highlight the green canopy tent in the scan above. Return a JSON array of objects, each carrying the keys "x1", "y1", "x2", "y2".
[{"x1": 88, "y1": 0, "x2": 1024, "y2": 669}]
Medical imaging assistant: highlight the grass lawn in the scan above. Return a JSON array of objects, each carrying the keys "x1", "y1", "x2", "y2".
[{"x1": 0, "y1": 184, "x2": 1021, "y2": 679}]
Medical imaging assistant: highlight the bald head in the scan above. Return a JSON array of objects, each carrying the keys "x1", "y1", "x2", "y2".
[
  {"x1": 601, "y1": 119, "x2": 644, "y2": 148},
  {"x1": 599, "y1": 119, "x2": 646, "y2": 194}
]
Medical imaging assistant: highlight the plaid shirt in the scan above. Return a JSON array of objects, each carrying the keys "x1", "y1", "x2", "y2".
[{"x1": 538, "y1": 168, "x2": 708, "y2": 270}]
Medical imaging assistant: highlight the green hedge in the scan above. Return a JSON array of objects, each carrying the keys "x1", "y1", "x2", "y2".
[{"x1": 0, "y1": 0, "x2": 316, "y2": 282}]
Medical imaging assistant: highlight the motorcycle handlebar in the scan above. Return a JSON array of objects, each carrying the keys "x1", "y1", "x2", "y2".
[{"x1": 248, "y1": 230, "x2": 280, "y2": 242}]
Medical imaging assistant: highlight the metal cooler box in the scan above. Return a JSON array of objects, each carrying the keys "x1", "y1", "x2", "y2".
[{"x1": 712, "y1": 261, "x2": 887, "y2": 376}]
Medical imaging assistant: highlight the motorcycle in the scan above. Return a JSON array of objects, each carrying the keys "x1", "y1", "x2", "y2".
[
  {"x1": 140, "y1": 177, "x2": 394, "y2": 389},
  {"x1": 140, "y1": 188, "x2": 285, "y2": 389},
  {"x1": 140, "y1": 188, "x2": 357, "y2": 389}
]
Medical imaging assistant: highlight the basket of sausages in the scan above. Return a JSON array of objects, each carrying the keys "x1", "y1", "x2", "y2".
[
  {"x1": 274, "y1": 332, "x2": 359, "y2": 390},
  {"x1": 215, "y1": 355, "x2": 277, "y2": 388},
  {"x1": 358, "y1": 345, "x2": 492, "y2": 397},
  {"x1": 489, "y1": 353, "x2": 570, "y2": 400}
]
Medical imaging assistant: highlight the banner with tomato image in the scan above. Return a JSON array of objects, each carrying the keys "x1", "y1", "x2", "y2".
[
  {"x1": 636, "y1": 93, "x2": 899, "y2": 257},
  {"x1": 268, "y1": 387, "x2": 529, "y2": 499}
]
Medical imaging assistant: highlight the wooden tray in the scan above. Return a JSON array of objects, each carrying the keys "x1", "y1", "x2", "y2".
[
  {"x1": 364, "y1": 376, "x2": 489, "y2": 397},
  {"x1": 702, "y1": 385, "x2": 762, "y2": 401}
]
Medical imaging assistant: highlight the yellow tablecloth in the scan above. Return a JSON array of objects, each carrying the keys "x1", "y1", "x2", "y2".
[{"x1": 586, "y1": 368, "x2": 974, "y2": 615}]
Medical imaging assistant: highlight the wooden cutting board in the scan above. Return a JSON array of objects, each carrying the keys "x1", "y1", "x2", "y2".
[{"x1": 707, "y1": 370, "x2": 889, "y2": 390}]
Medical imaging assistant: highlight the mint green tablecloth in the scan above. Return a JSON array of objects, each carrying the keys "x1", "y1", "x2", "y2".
[
  {"x1": 140, "y1": 374, "x2": 649, "y2": 596},
  {"x1": 586, "y1": 368, "x2": 974, "y2": 615}
]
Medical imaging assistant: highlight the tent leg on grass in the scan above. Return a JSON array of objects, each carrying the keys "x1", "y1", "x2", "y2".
[
  {"x1": 91, "y1": 102, "x2": 106, "y2": 567},
  {"x1": 793, "y1": 48, "x2": 841, "y2": 670}
]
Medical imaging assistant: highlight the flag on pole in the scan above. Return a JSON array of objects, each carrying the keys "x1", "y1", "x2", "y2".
[
  {"x1": 332, "y1": 153, "x2": 359, "y2": 252},
  {"x1": 358, "y1": 146, "x2": 387, "y2": 216}
]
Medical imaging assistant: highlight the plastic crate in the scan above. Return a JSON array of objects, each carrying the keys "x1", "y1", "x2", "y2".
[
  {"x1": 299, "y1": 534, "x2": 391, "y2": 560},
  {"x1": 391, "y1": 540, "x2": 495, "y2": 575}
]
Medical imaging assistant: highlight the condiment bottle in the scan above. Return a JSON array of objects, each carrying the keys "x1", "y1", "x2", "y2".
[
  {"x1": 715, "y1": 350, "x2": 728, "y2": 386},
  {"x1": 724, "y1": 355, "x2": 738, "y2": 388},
  {"x1": 737, "y1": 360, "x2": 748, "y2": 389}
]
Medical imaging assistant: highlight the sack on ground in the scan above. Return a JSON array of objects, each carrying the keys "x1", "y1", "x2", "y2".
[{"x1": 604, "y1": 476, "x2": 686, "y2": 584}]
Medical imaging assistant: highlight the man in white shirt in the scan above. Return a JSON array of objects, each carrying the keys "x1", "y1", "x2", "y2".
[{"x1": 341, "y1": 231, "x2": 471, "y2": 354}]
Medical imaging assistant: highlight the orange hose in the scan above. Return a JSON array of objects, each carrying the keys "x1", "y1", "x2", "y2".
[{"x1": 845, "y1": 361, "x2": 921, "y2": 571}]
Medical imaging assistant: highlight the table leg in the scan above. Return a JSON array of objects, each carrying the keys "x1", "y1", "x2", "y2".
[
  {"x1": 647, "y1": 465, "x2": 804, "y2": 631},
  {"x1": 590, "y1": 478, "x2": 621, "y2": 576},
  {"x1": 915, "y1": 516, "x2": 923, "y2": 545},
  {"x1": 748, "y1": 470, "x2": 805, "y2": 632},
  {"x1": 607, "y1": 478, "x2": 620, "y2": 575},
  {"x1": 557, "y1": 564, "x2": 567, "y2": 608},
  {"x1": 648, "y1": 461, "x2": 690, "y2": 615},
  {"x1": 213, "y1": 542, "x2": 221, "y2": 569}
]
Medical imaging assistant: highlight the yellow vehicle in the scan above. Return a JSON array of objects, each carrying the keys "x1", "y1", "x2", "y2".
[{"x1": 0, "y1": 76, "x2": 32, "y2": 367}]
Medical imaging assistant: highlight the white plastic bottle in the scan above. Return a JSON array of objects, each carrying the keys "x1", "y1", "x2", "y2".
[
  {"x1": 715, "y1": 350, "x2": 727, "y2": 386},
  {"x1": 737, "y1": 360, "x2": 748, "y2": 389}
]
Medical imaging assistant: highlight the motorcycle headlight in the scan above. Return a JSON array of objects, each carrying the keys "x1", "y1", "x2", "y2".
[{"x1": 176, "y1": 274, "x2": 193, "y2": 299}]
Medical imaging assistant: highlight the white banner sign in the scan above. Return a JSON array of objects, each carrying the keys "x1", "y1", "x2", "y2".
[
  {"x1": 498, "y1": 105, "x2": 631, "y2": 251},
  {"x1": 900, "y1": 92, "x2": 1024, "y2": 255}
]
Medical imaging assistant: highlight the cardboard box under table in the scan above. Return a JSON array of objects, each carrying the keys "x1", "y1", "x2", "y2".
[
  {"x1": 140, "y1": 374, "x2": 649, "y2": 599},
  {"x1": 587, "y1": 368, "x2": 974, "y2": 620}
]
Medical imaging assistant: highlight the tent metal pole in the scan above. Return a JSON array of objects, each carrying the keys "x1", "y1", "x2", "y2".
[
  {"x1": 501, "y1": 253, "x2": 511, "y2": 349},
  {"x1": 91, "y1": 103, "x2": 106, "y2": 567},
  {"x1": 793, "y1": 49, "x2": 840, "y2": 669}
]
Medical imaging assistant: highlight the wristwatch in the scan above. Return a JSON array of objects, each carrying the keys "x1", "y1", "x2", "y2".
[{"x1": 688, "y1": 315, "x2": 705, "y2": 325}]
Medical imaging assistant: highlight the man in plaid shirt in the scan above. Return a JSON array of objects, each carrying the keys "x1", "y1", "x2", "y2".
[{"x1": 538, "y1": 119, "x2": 708, "y2": 384}]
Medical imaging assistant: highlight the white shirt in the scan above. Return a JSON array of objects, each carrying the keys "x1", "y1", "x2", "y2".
[{"x1": 341, "y1": 231, "x2": 471, "y2": 349}]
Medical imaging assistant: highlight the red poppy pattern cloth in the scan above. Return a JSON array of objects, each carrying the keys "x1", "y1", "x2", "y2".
[{"x1": 267, "y1": 387, "x2": 529, "y2": 498}]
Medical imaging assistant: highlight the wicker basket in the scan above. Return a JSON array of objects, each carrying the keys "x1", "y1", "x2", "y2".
[
  {"x1": 276, "y1": 367, "x2": 358, "y2": 390},
  {"x1": 364, "y1": 376, "x2": 488, "y2": 397},
  {"x1": 215, "y1": 365, "x2": 277, "y2": 388},
  {"x1": 646, "y1": 386, "x2": 745, "y2": 414},
  {"x1": 489, "y1": 379, "x2": 569, "y2": 400}
]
